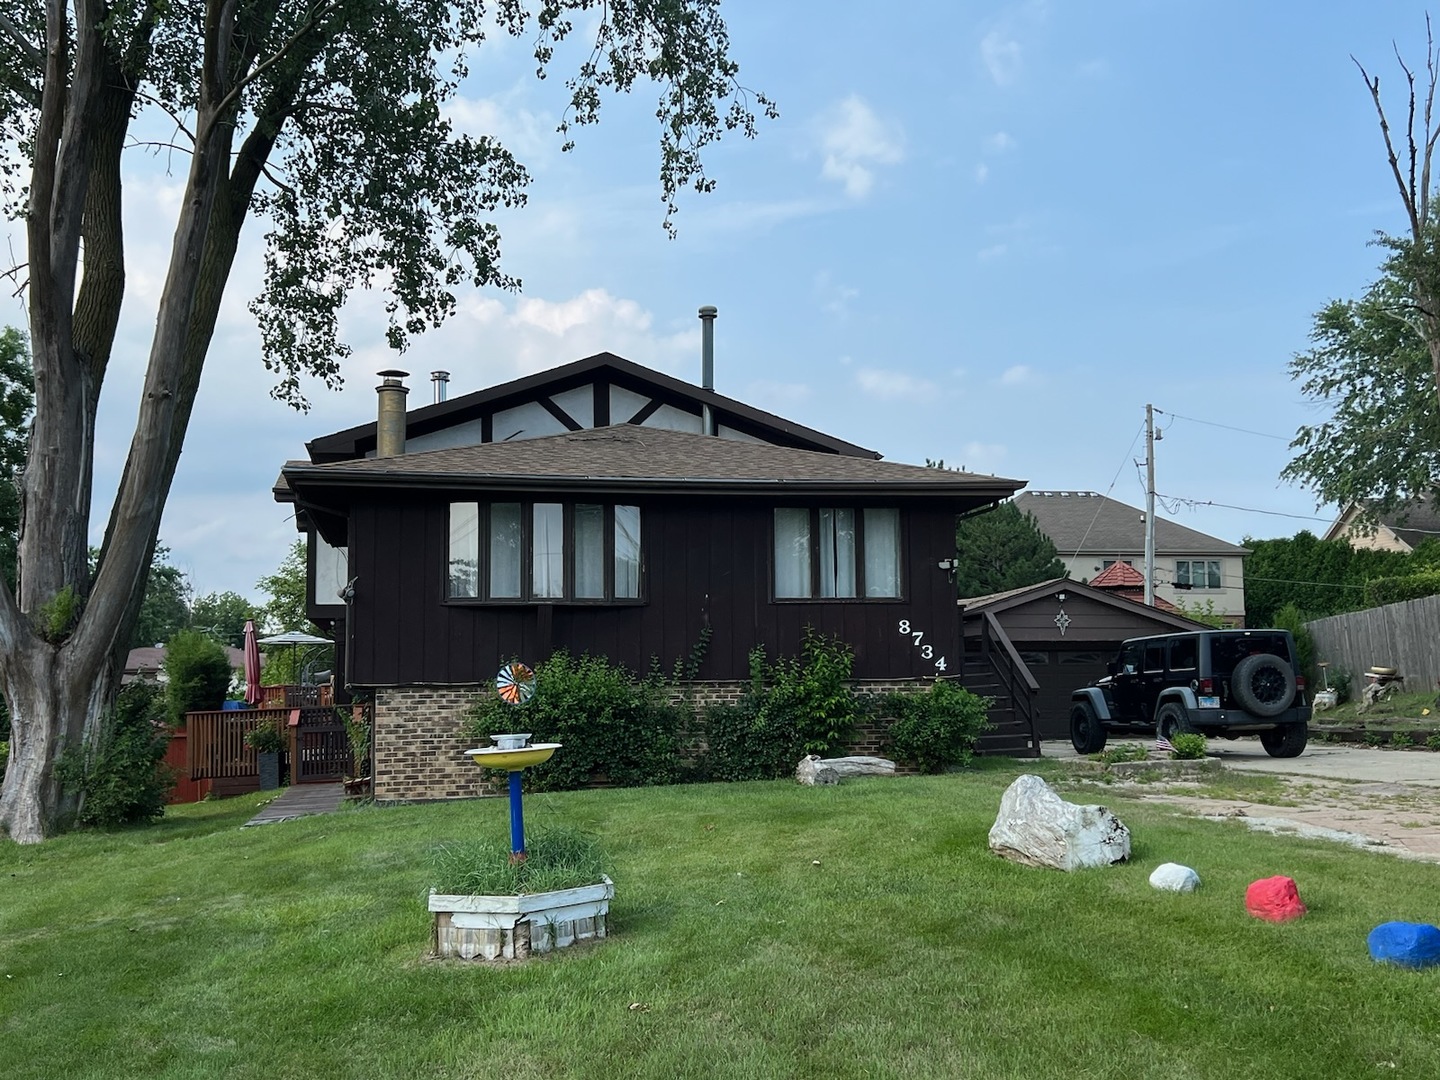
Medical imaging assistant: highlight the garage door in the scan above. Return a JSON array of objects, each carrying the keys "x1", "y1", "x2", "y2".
[{"x1": 1016, "y1": 647, "x2": 1113, "y2": 740}]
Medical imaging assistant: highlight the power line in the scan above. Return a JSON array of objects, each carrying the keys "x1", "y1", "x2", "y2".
[
  {"x1": 1154, "y1": 493, "x2": 1335, "y2": 523},
  {"x1": 1154, "y1": 408, "x2": 1289, "y2": 442},
  {"x1": 1068, "y1": 423, "x2": 1146, "y2": 564}
]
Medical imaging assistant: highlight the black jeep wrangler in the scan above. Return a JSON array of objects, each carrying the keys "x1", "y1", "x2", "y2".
[{"x1": 1069, "y1": 629, "x2": 1312, "y2": 758}]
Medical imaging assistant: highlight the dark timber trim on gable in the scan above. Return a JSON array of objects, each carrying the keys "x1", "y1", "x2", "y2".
[{"x1": 304, "y1": 352, "x2": 880, "y2": 463}]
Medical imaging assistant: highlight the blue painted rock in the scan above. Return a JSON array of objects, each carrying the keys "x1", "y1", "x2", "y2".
[{"x1": 1368, "y1": 922, "x2": 1440, "y2": 969}]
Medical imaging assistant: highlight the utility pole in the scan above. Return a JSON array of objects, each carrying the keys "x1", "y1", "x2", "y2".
[{"x1": 1144, "y1": 403, "x2": 1156, "y2": 606}]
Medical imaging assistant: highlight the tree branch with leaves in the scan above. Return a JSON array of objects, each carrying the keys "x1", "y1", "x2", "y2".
[{"x1": 0, "y1": 0, "x2": 772, "y2": 842}]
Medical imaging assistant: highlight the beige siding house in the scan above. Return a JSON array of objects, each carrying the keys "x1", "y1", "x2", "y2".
[
  {"x1": 1323, "y1": 498, "x2": 1440, "y2": 554},
  {"x1": 1015, "y1": 491, "x2": 1249, "y2": 626}
]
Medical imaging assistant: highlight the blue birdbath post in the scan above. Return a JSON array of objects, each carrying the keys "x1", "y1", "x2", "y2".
[
  {"x1": 463, "y1": 661, "x2": 553, "y2": 861},
  {"x1": 462, "y1": 735, "x2": 561, "y2": 862}
]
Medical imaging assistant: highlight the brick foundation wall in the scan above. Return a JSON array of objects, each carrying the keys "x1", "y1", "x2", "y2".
[
  {"x1": 373, "y1": 686, "x2": 498, "y2": 802},
  {"x1": 373, "y1": 678, "x2": 936, "y2": 802}
]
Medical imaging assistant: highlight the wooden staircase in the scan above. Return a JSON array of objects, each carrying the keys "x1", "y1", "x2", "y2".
[{"x1": 963, "y1": 612, "x2": 1041, "y2": 758}]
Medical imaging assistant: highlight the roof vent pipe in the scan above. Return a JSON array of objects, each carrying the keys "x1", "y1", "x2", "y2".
[
  {"x1": 431, "y1": 370, "x2": 450, "y2": 404},
  {"x1": 699, "y1": 305, "x2": 717, "y2": 435},
  {"x1": 375, "y1": 369, "x2": 410, "y2": 457}
]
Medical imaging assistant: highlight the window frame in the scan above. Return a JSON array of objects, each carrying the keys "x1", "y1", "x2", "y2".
[
  {"x1": 1175, "y1": 558, "x2": 1223, "y2": 590},
  {"x1": 771, "y1": 506, "x2": 904, "y2": 602},
  {"x1": 446, "y1": 500, "x2": 645, "y2": 606}
]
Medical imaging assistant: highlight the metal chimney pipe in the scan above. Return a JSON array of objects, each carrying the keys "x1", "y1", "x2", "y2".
[
  {"x1": 699, "y1": 305, "x2": 717, "y2": 435},
  {"x1": 431, "y1": 370, "x2": 450, "y2": 404},
  {"x1": 375, "y1": 369, "x2": 410, "y2": 457}
]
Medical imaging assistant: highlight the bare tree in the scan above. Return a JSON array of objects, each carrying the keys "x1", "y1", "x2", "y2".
[
  {"x1": 0, "y1": 1, "x2": 772, "y2": 843},
  {"x1": 1355, "y1": 16, "x2": 1440, "y2": 408}
]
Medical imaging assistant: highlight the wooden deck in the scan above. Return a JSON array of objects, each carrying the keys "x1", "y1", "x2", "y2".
[
  {"x1": 243, "y1": 783, "x2": 346, "y2": 826},
  {"x1": 185, "y1": 690, "x2": 360, "y2": 793}
]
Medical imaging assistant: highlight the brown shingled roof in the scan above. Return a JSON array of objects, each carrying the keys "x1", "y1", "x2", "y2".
[{"x1": 281, "y1": 425, "x2": 1023, "y2": 497}]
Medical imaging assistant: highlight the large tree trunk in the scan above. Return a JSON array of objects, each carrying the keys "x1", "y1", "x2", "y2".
[{"x1": 0, "y1": 638, "x2": 113, "y2": 842}]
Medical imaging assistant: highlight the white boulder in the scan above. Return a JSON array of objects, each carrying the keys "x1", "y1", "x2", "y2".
[
  {"x1": 795, "y1": 755, "x2": 895, "y2": 786},
  {"x1": 1148, "y1": 862, "x2": 1201, "y2": 893},
  {"x1": 988, "y1": 774, "x2": 1131, "y2": 871}
]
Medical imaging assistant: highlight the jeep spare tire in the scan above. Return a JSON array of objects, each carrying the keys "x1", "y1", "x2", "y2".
[{"x1": 1231, "y1": 653, "x2": 1295, "y2": 717}]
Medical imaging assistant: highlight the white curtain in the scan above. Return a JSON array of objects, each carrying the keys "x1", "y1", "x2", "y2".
[
  {"x1": 448, "y1": 504, "x2": 479, "y2": 598},
  {"x1": 574, "y1": 504, "x2": 605, "y2": 598},
  {"x1": 819, "y1": 508, "x2": 856, "y2": 598},
  {"x1": 488, "y1": 502, "x2": 522, "y2": 598},
  {"x1": 532, "y1": 503, "x2": 564, "y2": 598},
  {"x1": 774, "y1": 508, "x2": 811, "y2": 598},
  {"x1": 614, "y1": 505, "x2": 641, "y2": 599},
  {"x1": 864, "y1": 508, "x2": 900, "y2": 598}
]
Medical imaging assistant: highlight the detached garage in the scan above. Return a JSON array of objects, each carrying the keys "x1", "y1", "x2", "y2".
[{"x1": 961, "y1": 579, "x2": 1207, "y2": 740}]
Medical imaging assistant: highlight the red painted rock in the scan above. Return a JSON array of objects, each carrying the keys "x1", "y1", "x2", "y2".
[{"x1": 1245, "y1": 875, "x2": 1306, "y2": 922}]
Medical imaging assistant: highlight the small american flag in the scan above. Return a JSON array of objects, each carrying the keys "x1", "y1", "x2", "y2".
[{"x1": 1155, "y1": 735, "x2": 1175, "y2": 754}]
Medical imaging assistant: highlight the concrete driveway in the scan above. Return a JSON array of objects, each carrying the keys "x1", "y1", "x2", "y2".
[
  {"x1": 1041, "y1": 739, "x2": 1440, "y2": 787},
  {"x1": 1039, "y1": 738, "x2": 1440, "y2": 861}
]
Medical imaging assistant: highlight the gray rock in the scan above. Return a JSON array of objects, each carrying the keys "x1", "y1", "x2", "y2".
[
  {"x1": 988, "y1": 774, "x2": 1131, "y2": 871},
  {"x1": 1148, "y1": 862, "x2": 1201, "y2": 892}
]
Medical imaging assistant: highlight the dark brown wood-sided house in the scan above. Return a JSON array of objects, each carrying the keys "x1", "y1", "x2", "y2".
[
  {"x1": 961, "y1": 578, "x2": 1208, "y2": 741},
  {"x1": 276, "y1": 353, "x2": 1025, "y2": 800}
]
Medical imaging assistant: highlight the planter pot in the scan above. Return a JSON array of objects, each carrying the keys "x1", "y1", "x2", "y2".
[
  {"x1": 257, "y1": 751, "x2": 280, "y2": 791},
  {"x1": 429, "y1": 877, "x2": 613, "y2": 961}
]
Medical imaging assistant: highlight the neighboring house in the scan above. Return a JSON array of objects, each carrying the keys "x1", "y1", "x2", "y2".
[
  {"x1": 1087, "y1": 560, "x2": 1186, "y2": 614},
  {"x1": 960, "y1": 578, "x2": 1209, "y2": 740},
  {"x1": 1014, "y1": 491, "x2": 1249, "y2": 626},
  {"x1": 123, "y1": 645, "x2": 249, "y2": 685},
  {"x1": 276, "y1": 353, "x2": 1024, "y2": 801},
  {"x1": 1324, "y1": 497, "x2": 1440, "y2": 554}
]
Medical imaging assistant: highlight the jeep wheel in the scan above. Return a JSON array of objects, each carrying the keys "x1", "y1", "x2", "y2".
[
  {"x1": 1070, "y1": 700, "x2": 1107, "y2": 754},
  {"x1": 1156, "y1": 702, "x2": 1192, "y2": 743},
  {"x1": 1231, "y1": 653, "x2": 1296, "y2": 718},
  {"x1": 1260, "y1": 722, "x2": 1308, "y2": 758}
]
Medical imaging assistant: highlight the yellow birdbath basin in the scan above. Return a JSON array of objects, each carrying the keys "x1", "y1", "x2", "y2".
[{"x1": 464, "y1": 743, "x2": 561, "y2": 770}]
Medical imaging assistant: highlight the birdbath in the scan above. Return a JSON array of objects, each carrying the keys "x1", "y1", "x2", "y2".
[{"x1": 462, "y1": 662, "x2": 558, "y2": 862}]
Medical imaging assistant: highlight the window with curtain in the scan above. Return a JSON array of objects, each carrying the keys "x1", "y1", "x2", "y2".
[
  {"x1": 447, "y1": 501, "x2": 643, "y2": 602},
  {"x1": 774, "y1": 507, "x2": 901, "y2": 599}
]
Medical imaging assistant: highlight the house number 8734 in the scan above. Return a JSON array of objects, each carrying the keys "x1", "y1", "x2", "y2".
[{"x1": 897, "y1": 620, "x2": 946, "y2": 672}]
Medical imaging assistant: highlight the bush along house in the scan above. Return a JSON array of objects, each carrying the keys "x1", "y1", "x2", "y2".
[{"x1": 275, "y1": 334, "x2": 1024, "y2": 801}]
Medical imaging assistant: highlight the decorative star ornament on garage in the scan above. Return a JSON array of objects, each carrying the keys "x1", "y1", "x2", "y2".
[{"x1": 1055, "y1": 609, "x2": 1071, "y2": 635}]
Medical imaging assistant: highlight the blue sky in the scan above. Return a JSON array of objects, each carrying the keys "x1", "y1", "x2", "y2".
[{"x1": 3, "y1": 1, "x2": 1432, "y2": 601}]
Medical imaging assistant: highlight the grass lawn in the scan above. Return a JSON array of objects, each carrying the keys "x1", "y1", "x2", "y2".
[{"x1": 4, "y1": 761, "x2": 1440, "y2": 1079}]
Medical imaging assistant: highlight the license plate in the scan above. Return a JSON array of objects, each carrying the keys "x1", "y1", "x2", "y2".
[{"x1": 1198, "y1": 696, "x2": 1220, "y2": 709}]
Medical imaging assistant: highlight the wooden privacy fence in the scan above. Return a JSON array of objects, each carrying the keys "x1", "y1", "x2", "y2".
[{"x1": 1305, "y1": 595, "x2": 1440, "y2": 695}]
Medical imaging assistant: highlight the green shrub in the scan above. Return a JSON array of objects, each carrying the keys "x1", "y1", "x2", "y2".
[
  {"x1": 1331, "y1": 669, "x2": 1352, "y2": 704},
  {"x1": 462, "y1": 652, "x2": 684, "y2": 791},
  {"x1": 0, "y1": 739, "x2": 8, "y2": 775},
  {"x1": 879, "y1": 679, "x2": 992, "y2": 773},
  {"x1": 1169, "y1": 732, "x2": 1208, "y2": 759},
  {"x1": 1270, "y1": 603, "x2": 1316, "y2": 690},
  {"x1": 1391, "y1": 731, "x2": 1415, "y2": 750},
  {"x1": 703, "y1": 630, "x2": 859, "y2": 781},
  {"x1": 1095, "y1": 742, "x2": 1150, "y2": 764},
  {"x1": 244, "y1": 720, "x2": 285, "y2": 754},
  {"x1": 1426, "y1": 733, "x2": 1440, "y2": 752},
  {"x1": 1364, "y1": 570, "x2": 1440, "y2": 607},
  {"x1": 163, "y1": 628, "x2": 235, "y2": 725},
  {"x1": 431, "y1": 824, "x2": 610, "y2": 896},
  {"x1": 57, "y1": 682, "x2": 175, "y2": 828}
]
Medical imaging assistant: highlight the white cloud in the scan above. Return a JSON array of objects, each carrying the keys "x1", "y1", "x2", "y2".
[
  {"x1": 445, "y1": 87, "x2": 555, "y2": 164},
  {"x1": 981, "y1": 30, "x2": 1023, "y2": 86},
  {"x1": 977, "y1": 243, "x2": 1008, "y2": 261},
  {"x1": 854, "y1": 367, "x2": 939, "y2": 402},
  {"x1": 956, "y1": 441, "x2": 1009, "y2": 474},
  {"x1": 998, "y1": 364, "x2": 1035, "y2": 386},
  {"x1": 986, "y1": 131, "x2": 1017, "y2": 154},
  {"x1": 818, "y1": 96, "x2": 904, "y2": 199},
  {"x1": 974, "y1": 163, "x2": 990, "y2": 185}
]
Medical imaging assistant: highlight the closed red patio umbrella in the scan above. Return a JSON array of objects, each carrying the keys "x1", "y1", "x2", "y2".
[{"x1": 243, "y1": 620, "x2": 262, "y2": 706}]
